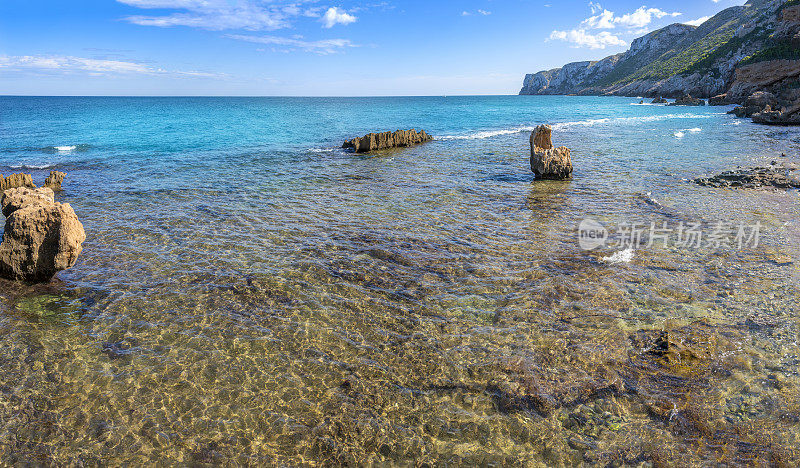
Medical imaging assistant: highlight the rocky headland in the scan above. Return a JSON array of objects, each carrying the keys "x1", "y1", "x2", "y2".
[
  {"x1": 343, "y1": 129, "x2": 433, "y2": 153},
  {"x1": 520, "y1": 0, "x2": 800, "y2": 125}
]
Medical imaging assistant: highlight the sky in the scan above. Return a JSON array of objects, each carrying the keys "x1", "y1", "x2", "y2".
[{"x1": 0, "y1": 0, "x2": 748, "y2": 96}]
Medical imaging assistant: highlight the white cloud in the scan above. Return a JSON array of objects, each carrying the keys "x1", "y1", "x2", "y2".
[
  {"x1": 0, "y1": 54, "x2": 220, "y2": 77},
  {"x1": 613, "y1": 6, "x2": 681, "y2": 28},
  {"x1": 227, "y1": 34, "x2": 356, "y2": 54},
  {"x1": 580, "y1": 5, "x2": 682, "y2": 30},
  {"x1": 320, "y1": 7, "x2": 357, "y2": 28},
  {"x1": 684, "y1": 16, "x2": 710, "y2": 26},
  {"x1": 548, "y1": 29, "x2": 627, "y2": 49},
  {"x1": 549, "y1": 3, "x2": 681, "y2": 49},
  {"x1": 116, "y1": 0, "x2": 322, "y2": 31},
  {"x1": 462, "y1": 9, "x2": 491, "y2": 16}
]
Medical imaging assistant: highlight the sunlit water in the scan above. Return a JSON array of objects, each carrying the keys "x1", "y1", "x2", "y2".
[{"x1": 1, "y1": 96, "x2": 800, "y2": 465}]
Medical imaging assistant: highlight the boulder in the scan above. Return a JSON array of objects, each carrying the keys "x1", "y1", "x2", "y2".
[
  {"x1": 651, "y1": 97, "x2": 667, "y2": 104},
  {"x1": 44, "y1": 171, "x2": 66, "y2": 191},
  {"x1": 752, "y1": 104, "x2": 800, "y2": 125},
  {"x1": 746, "y1": 91, "x2": 778, "y2": 109},
  {"x1": 729, "y1": 105, "x2": 764, "y2": 118},
  {"x1": 0, "y1": 186, "x2": 85, "y2": 282},
  {"x1": 0, "y1": 173, "x2": 36, "y2": 192},
  {"x1": 668, "y1": 95, "x2": 705, "y2": 106},
  {"x1": 343, "y1": 129, "x2": 433, "y2": 153},
  {"x1": 1, "y1": 187, "x2": 54, "y2": 217},
  {"x1": 530, "y1": 125, "x2": 573, "y2": 180},
  {"x1": 708, "y1": 94, "x2": 729, "y2": 106}
]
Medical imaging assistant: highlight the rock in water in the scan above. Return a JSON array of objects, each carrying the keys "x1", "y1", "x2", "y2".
[
  {"x1": 44, "y1": 171, "x2": 66, "y2": 191},
  {"x1": 669, "y1": 95, "x2": 705, "y2": 106},
  {"x1": 752, "y1": 104, "x2": 800, "y2": 126},
  {"x1": 0, "y1": 187, "x2": 85, "y2": 282},
  {"x1": 694, "y1": 165, "x2": 800, "y2": 190},
  {"x1": 1, "y1": 187, "x2": 55, "y2": 217},
  {"x1": 343, "y1": 129, "x2": 432, "y2": 153},
  {"x1": 651, "y1": 97, "x2": 667, "y2": 104},
  {"x1": 708, "y1": 94, "x2": 729, "y2": 106},
  {"x1": 530, "y1": 125, "x2": 573, "y2": 180},
  {"x1": 0, "y1": 173, "x2": 36, "y2": 192}
]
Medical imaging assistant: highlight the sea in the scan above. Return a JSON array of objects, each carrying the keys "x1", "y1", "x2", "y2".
[{"x1": 0, "y1": 95, "x2": 799, "y2": 465}]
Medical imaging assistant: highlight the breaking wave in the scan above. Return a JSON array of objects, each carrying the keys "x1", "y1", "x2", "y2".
[
  {"x1": 41, "y1": 144, "x2": 91, "y2": 154},
  {"x1": 439, "y1": 114, "x2": 713, "y2": 141}
]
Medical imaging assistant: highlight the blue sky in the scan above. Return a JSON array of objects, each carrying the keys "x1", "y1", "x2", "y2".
[{"x1": 0, "y1": 0, "x2": 747, "y2": 96}]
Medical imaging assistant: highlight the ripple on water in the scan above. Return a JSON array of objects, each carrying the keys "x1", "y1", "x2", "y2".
[{"x1": 1, "y1": 97, "x2": 799, "y2": 465}]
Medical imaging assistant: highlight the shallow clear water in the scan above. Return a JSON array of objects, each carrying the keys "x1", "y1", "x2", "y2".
[{"x1": 1, "y1": 96, "x2": 800, "y2": 465}]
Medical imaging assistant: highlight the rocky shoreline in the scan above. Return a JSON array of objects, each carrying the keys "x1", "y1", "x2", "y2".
[{"x1": 520, "y1": 0, "x2": 800, "y2": 126}]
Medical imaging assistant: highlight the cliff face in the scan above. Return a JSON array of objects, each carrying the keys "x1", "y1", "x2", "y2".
[{"x1": 520, "y1": 0, "x2": 798, "y2": 99}]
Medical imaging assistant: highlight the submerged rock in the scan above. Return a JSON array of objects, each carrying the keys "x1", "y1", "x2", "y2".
[
  {"x1": 343, "y1": 129, "x2": 433, "y2": 153},
  {"x1": 669, "y1": 95, "x2": 705, "y2": 106},
  {"x1": 694, "y1": 165, "x2": 800, "y2": 190},
  {"x1": 0, "y1": 186, "x2": 85, "y2": 282},
  {"x1": 44, "y1": 171, "x2": 66, "y2": 191},
  {"x1": 0, "y1": 173, "x2": 36, "y2": 192},
  {"x1": 529, "y1": 125, "x2": 573, "y2": 180}
]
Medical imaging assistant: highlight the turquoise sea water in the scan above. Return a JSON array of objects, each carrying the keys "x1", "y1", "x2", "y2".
[{"x1": 1, "y1": 96, "x2": 800, "y2": 465}]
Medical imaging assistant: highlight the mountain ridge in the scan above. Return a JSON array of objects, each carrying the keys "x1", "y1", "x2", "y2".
[{"x1": 520, "y1": 0, "x2": 797, "y2": 100}]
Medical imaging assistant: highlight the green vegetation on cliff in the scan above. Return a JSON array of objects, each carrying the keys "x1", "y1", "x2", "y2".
[{"x1": 521, "y1": 0, "x2": 796, "y2": 96}]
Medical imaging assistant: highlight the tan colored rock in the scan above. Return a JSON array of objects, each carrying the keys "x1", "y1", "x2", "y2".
[
  {"x1": 0, "y1": 185, "x2": 85, "y2": 282},
  {"x1": 727, "y1": 60, "x2": 800, "y2": 101},
  {"x1": 532, "y1": 125, "x2": 553, "y2": 150},
  {"x1": 752, "y1": 103, "x2": 800, "y2": 125},
  {"x1": 44, "y1": 171, "x2": 66, "y2": 191},
  {"x1": 1, "y1": 187, "x2": 55, "y2": 217},
  {"x1": 343, "y1": 129, "x2": 433, "y2": 153},
  {"x1": 0, "y1": 173, "x2": 36, "y2": 192},
  {"x1": 708, "y1": 94, "x2": 729, "y2": 106},
  {"x1": 530, "y1": 125, "x2": 573, "y2": 180}
]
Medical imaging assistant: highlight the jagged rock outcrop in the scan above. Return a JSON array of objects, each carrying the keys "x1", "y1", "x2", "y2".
[
  {"x1": 0, "y1": 173, "x2": 36, "y2": 192},
  {"x1": 1, "y1": 187, "x2": 55, "y2": 217},
  {"x1": 729, "y1": 90, "x2": 780, "y2": 116},
  {"x1": 651, "y1": 97, "x2": 668, "y2": 104},
  {"x1": 695, "y1": 163, "x2": 800, "y2": 189},
  {"x1": 44, "y1": 171, "x2": 66, "y2": 191},
  {"x1": 0, "y1": 186, "x2": 85, "y2": 282},
  {"x1": 343, "y1": 129, "x2": 433, "y2": 153},
  {"x1": 520, "y1": 0, "x2": 791, "y2": 99},
  {"x1": 727, "y1": 60, "x2": 800, "y2": 101},
  {"x1": 709, "y1": 94, "x2": 730, "y2": 105},
  {"x1": 669, "y1": 95, "x2": 706, "y2": 106},
  {"x1": 530, "y1": 125, "x2": 573, "y2": 180},
  {"x1": 752, "y1": 103, "x2": 800, "y2": 124}
]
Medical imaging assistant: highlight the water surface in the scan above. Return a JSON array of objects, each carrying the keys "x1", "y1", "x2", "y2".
[{"x1": 1, "y1": 96, "x2": 799, "y2": 465}]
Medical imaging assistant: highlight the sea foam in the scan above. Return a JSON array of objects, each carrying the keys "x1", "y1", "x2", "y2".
[{"x1": 601, "y1": 248, "x2": 635, "y2": 264}]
